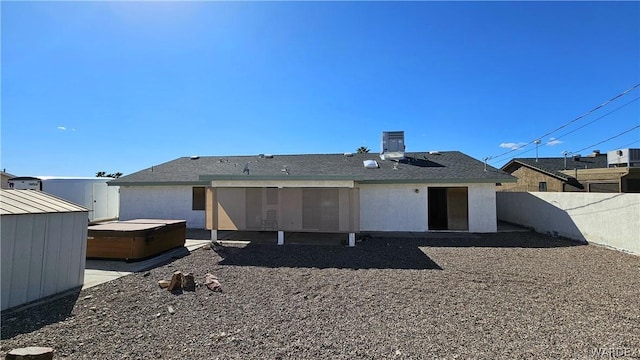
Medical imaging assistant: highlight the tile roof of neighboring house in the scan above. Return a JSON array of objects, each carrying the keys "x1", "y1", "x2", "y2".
[
  {"x1": 110, "y1": 151, "x2": 516, "y2": 186},
  {"x1": 0, "y1": 189, "x2": 89, "y2": 215},
  {"x1": 501, "y1": 155, "x2": 609, "y2": 181}
]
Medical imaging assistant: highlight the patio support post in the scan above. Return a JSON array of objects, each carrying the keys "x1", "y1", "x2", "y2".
[
  {"x1": 348, "y1": 233, "x2": 355, "y2": 247},
  {"x1": 277, "y1": 231, "x2": 284, "y2": 245},
  {"x1": 211, "y1": 229, "x2": 217, "y2": 241}
]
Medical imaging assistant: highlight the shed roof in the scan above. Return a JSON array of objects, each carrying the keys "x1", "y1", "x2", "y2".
[
  {"x1": 109, "y1": 151, "x2": 516, "y2": 186},
  {"x1": 0, "y1": 189, "x2": 89, "y2": 215}
]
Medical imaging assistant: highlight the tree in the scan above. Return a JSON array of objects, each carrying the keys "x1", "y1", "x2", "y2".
[
  {"x1": 96, "y1": 171, "x2": 122, "y2": 178},
  {"x1": 356, "y1": 146, "x2": 370, "y2": 154}
]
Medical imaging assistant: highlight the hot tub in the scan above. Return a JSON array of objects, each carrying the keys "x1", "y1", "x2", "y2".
[{"x1": 87, "y1": 219, "x2": 186, "y2": 261}]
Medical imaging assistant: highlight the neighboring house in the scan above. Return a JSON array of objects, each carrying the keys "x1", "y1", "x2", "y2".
[
  {"x1": 1, "y1": 171, "x2": 17, "y2": 189},
  {"x1": 498, "y1": 149, "x2": 640, "y2": 193},
  {"x1": 110, "y1": 133, "x2": 515, "y2": 244},
  {"x1": 1, "y1": 189, "x2": 89, "y2": 311}
]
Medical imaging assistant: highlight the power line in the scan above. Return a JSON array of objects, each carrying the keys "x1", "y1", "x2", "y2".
[
  {"x1": 551, "y1": 96, "x2": 639, "y2": 143},
  {"x1": 487, "y1": 83, "x2": 640, "y2": 162},
  {"x1": 492, "y1": 129, "x2": 640, "y2": 167},
  {"x1": 570, "y1": 125, "x2": 640, "y2": 155}
]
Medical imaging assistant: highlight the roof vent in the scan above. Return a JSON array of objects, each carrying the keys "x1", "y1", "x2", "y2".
[
  {"x1": 363, "y1": 160, "x2": 379, "y2": 169},
  {"x1": 380, "y1": 131, "x2": 405, "y2": 161},
  {"x1": 190, "y1": 156, "x2": 200, "y2": 160}
]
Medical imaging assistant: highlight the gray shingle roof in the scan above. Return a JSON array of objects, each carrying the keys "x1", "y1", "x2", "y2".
[
  {"x1": 501, "y1": 155, "x2": 608, "y2": 181},
  {"x1": 110, "y1": 152, "x2": 515, "y2": 186}
]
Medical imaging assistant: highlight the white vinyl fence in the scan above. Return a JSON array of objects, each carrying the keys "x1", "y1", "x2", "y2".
[{"x1": 497, "y1": 192, "x2": 640, "y2": 255}]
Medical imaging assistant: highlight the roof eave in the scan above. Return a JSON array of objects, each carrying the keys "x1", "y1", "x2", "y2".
[
  {"x1": 107, "y1": 181, "x2": 210, "y2": 187},
  {"x1": 505, "y1": 160, "x2": 572, "y2": 181},
  {"x1": 358, "y1": 178, "x2": 516, "y2": 184}
]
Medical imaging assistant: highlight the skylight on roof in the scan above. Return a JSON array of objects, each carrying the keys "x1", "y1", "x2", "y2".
[{"x1": 363, "y1": 160, "x2": 379, "y2": 169}]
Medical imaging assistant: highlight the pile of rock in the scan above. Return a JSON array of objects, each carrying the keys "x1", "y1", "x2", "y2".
[{"x1": 157, "y1": 271, "x2": 221, "y2": 293}]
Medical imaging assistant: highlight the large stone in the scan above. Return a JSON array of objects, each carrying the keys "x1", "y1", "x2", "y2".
[
  {"x1": 204, "y1": 273, "x2": 222, "y2": 292},
  {"x1": 167, "y1": 271, "x2": 184, "y2": 292},
  {"x1": 183, "y1": 273, "x2": 196, "y2": 291},
  {"x1": 6, "y1": 346, "x2": 54, "y2": 360}
]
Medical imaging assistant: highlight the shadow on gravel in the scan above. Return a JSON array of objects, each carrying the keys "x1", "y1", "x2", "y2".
[
  {"x1": 1, "y1": 288, "x2": 80, "y2": 340},
  {"x1": 216, "y1": 232, "x2": 584, "y2": 270},
  {"x1": 388, "y1": 232, "x2": 587, "y2": 249},
  {"x1": 216, "y1": 239, "x2": 443, "y2": 270}
]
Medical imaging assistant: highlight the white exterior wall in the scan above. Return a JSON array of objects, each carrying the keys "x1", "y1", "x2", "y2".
[
  {"x1": 359, "y1": 184, "x2": 429, "y2": 232},
  {"x1": 42, "y1": 179, "x2": 119, "y2": 222},
  {"x1": 119, "y1": 185, "x2": 205, "y2": 228},
  {"x1": 358, "y1": 183, "x2": 497, "y2": 233},
  {"x1": 1, "y1": 211, "x2": 87, "y2": 310},
  {"x1": 467, "y1": 183, "x2": 498, "y2": 232},
  {"x1": 497, "y1": 192, "x2": 640, "y2": 254}
]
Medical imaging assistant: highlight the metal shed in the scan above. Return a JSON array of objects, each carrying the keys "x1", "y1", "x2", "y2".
[{"x1": 1, "y1": 189, "x2": 89, "y2": 311}]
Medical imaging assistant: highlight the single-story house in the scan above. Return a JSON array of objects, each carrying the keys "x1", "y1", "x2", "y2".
[
  {"x1": 110, "y1": 140, "x2": 515, "y2": 245},
  {"x1": 1, "y1": 189, "x2": 88, "y2": 311},
  {"x1": 498, "y1": 149, "x2": 640, "y2": 193}
]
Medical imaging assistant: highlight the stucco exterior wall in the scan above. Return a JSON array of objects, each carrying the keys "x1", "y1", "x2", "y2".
[
  {"x1": 358, "y1": 183, "x2": 497, "y2": 233},
  {"x1": 467, "y1": 183, "x2": 498, "y2": 232},
  {"x1": 359, "y1": 184, "x2": 428, "y2": 232},
  {"x1": 119, "y1": 186, "x2": 205, "y2": 228},
  {"x1": 497, "y1": 192, "x2": 640, "y2": 255},
  {"x1": 122, "y1": 183, "x2": 498, "y2": 233}
]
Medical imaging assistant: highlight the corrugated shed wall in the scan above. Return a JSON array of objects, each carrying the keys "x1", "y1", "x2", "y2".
[{"x1": 1, "y1": 211, "x2": 87, "y2": 310}]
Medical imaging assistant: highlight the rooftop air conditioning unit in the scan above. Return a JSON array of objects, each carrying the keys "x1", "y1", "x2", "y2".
[{"x1": 380, "y1": 131, "x2": 405, "y2": 161}]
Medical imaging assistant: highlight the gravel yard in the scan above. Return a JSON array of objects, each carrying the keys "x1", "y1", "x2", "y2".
[{"x1": 2, "y1": 231, "x2": 639, "y2": 359}]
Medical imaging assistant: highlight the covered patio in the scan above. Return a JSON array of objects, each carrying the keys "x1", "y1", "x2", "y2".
[{"x1": 204, "y1": 177, "x2": 360, "y2": 246}]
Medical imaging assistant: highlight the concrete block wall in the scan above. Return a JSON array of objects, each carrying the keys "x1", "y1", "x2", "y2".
[{"x1": 497, "y1": 192, "x2": 640, "y2": 255}]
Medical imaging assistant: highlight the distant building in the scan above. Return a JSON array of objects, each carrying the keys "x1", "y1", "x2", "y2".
[
  {"x1": 1, "y1": 171, "x2": 17, "y2": 189},
  {"x1": 498, "y1": 149, "x2": 640, "y2": 193}
]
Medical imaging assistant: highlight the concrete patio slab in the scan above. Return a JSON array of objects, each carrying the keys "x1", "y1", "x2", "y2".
[{"x1": 82, "y1": 239, "x2": 210, "y2": 289}]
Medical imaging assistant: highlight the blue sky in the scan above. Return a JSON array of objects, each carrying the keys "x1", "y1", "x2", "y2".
[{"x1": 2, "y1": 1, "x2": 639, "y2": 177}]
